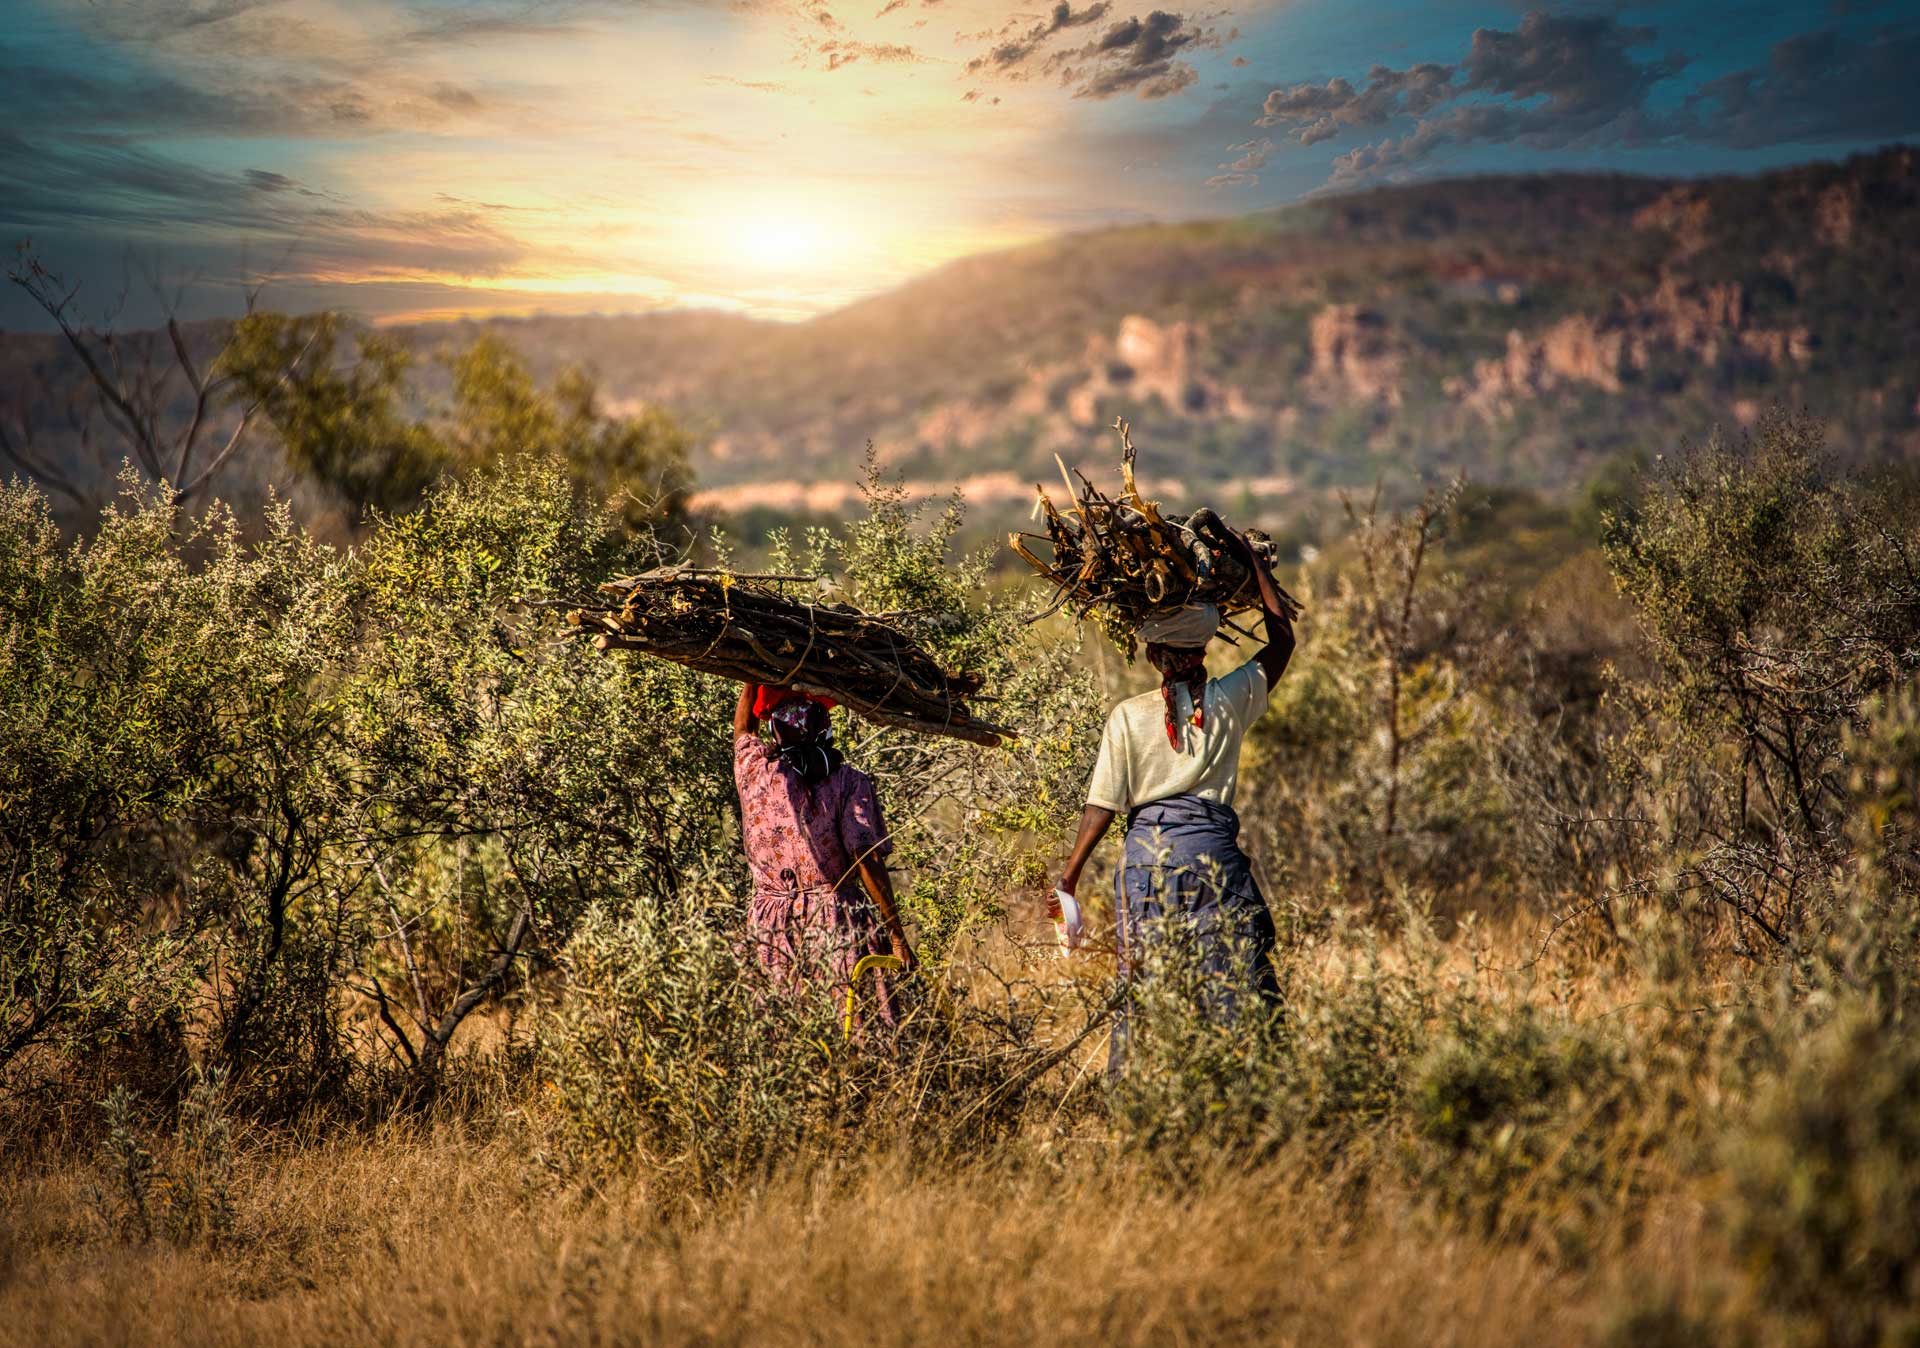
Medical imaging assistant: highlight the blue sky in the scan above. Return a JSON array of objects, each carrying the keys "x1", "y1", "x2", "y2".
[{"x1": 1, "y1": 0, "x2": 1913, "y2": 329}]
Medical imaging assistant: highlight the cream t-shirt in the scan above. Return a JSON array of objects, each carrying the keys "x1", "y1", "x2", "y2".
[{"x1": 1084, "y1": 661, "x2": 1270, "y2": 814}]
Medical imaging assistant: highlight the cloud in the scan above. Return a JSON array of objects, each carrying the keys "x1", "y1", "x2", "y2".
[
  {"x1": 60, "y1": 0, "x2": 284, "y2": 42},
  {"x1": 707, "y1": 75, "x2": 791, "y2": 93},
  {"x1": 989, "y1": 6, "x2": 1217, "y2": 101},
  {"x1": 1260, "y1": 62, "x2": 1454, "y2": 144},
  {"x1": 965, "y1": 2, "x2": 1111, "y2": 76},
  {"x1": 1256, "y1": 11, "x2": 1688, "y2": 185},
  {"x1": 1197, "y1": 135, "x2": 1271, "y2": 188},
  {"x1": 817, "y1": 39, "x2": 927, "y2": 70},
  {"x1": 1458, "y1": 12, "x2": 1684, "y2": 137},
  {"x1": 1221, "y1": 137, "x2": 1271, "y2": 171},
  {"x1": 1066, "y1": 10, "x2": 1208, "y2": 99},
  {"x1": 1252, "y1": 8, "x2": 1918, "y2": 191},
  {"x1": 0, "y1": 132, "x2": 530, "y2": 286},
  {"x1": 1686, "y1": 23, "x2": 1920, "y2": 148}
]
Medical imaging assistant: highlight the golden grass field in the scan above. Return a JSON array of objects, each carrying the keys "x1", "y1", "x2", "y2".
[{"x1": 0, "y1": 922, "x2": 1749, "y2": 1348}]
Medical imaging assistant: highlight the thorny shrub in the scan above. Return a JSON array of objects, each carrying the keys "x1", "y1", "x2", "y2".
[{"x1": 540, "y1": 890, "x2": 1094, "y2": 1198}]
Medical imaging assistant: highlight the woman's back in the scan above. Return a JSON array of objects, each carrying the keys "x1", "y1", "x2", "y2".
[
  {"x1": 1083, "y1": 660, "x2": 1270, "y2": 815},
  {"x1": 733, "y1": 734, "x2": 890, "y2": 897}
]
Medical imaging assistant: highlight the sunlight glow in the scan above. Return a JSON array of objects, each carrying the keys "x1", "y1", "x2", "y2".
[{"x1": 734, "y1": 214, "x2": 830, "y2": 272}]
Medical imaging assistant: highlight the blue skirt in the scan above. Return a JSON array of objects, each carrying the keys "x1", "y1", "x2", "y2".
[{"x1": 1110, "y1": 793, "x2": 1280, "y2": 1074}]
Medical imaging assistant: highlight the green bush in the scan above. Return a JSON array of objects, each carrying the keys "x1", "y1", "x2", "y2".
[
  {"x1": 1727, "y1": 1009, "x2": 1920, "y2": 1348},
  {"x1": 541, "y1": 898, "x2": 843, "y2": 1194},
  {"x1": 1408, "y1": 1010, "x2": 1640, "y2": 1257}
]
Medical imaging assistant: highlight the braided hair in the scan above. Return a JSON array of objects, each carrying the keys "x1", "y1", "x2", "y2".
[{"x1": 1147, "y1": 643, "x2": 1209, "y2": 749}]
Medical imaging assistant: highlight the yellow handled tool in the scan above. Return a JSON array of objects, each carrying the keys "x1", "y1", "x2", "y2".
[{"x1": 844, "y1": 953, "x2": 905, "y2": 1035}]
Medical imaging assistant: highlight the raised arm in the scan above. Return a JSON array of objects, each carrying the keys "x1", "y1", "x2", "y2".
[
  {"x1": 1223, "y1": 533, "x2": 1295, "y2": 688},
  {"x1": 733, "y1": 682, "x2": 758, "y2": 737}
]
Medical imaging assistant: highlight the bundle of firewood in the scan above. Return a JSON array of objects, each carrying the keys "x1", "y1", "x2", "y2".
[
  {"x1": 563, "y1": 566, "x2": 1010, "y2": 746},
  {"x1": 1009, "y1": 419, "x2": 1302, "y2": 645}
]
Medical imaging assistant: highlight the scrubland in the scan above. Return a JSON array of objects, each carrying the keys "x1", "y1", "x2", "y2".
[{"x1": 4, "y1": 411, "x2": 1918, "y2": 1347}]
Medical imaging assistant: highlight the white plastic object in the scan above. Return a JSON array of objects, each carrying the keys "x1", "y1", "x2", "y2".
[{"x1": 1053, "y1": 889, "x2": 1084, "y2": 956}]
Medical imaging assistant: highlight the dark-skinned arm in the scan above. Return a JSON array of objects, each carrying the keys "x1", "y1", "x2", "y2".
[
  {"x1": 733, "y1": 682, "x2": 758, "y2": 737},
  {"x1": 1221, "y1": 532, "x2": 1296, "y2": 688},
  {"x1": 855, "y1": 855, "x2": 917, "y2": 971},
  {"x1": 1057, "y1": 804, "x2": 1117, "y2": 901}
]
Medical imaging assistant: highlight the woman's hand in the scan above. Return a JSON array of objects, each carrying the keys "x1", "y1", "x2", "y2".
[{"x1": 889, "y1": 927, "x2": 919, "y2": 972}]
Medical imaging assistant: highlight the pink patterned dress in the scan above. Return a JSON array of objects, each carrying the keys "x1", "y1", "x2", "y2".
[{"x1": 733, "y1": 733, "x2": 896, "y2": 1019}]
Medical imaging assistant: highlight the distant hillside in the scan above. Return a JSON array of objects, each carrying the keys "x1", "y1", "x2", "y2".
[
  {"x1": 6, "y1": 148, "x2": 1917, "y2": 530},
  {"x1": 394, "y1": 147, "x2": 1920, "y2": 516}
]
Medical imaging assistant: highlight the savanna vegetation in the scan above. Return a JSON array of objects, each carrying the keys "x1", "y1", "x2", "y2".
[{"x1": 1, "y1": 399, "x2": 1918, "y2": 1348}]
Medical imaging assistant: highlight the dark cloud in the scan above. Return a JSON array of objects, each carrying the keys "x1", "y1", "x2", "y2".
[
  {"x1": 1686, "y1": 23, "x2": 1920, "y2": 147},
  {"x1": 975, "y1": 5, "x2": 1215, "y2": 101},
  {"x1": 966, "y1": 2, "x2": 1111, "y2": 76},
  {"x1": 1459, "y1": 12, "x2": 1684, "y2": 135},
  {"x1": 0, "y1": 133, "x2": 529, "y2": 291},
  {"x1": 0, "y1": 46, "x2": 498, "y2": 148},
  {"x1": 1252, "y1": 8, "x2": 1917, "y2": 190},
  {"x1": 1260, "y1": 63, "x2": 1453, "y2": 143},
  {"x1": 1069, "y1": 10, "x2": 1206, "y2": 99},
  {"x1": 1256, "y1": 11, "x2": 1687, "y2": 185},
  {"x1": 394, "y1": 2, "x2": 598, "y2": 49},
  {"x1": 67, "y1": 0, "x2": 282, "y2": 42}
]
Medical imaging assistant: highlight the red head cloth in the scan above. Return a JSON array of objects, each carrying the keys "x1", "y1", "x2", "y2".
[{"x1": 753, "y1": 684, "x2": 839, "y2": 720}]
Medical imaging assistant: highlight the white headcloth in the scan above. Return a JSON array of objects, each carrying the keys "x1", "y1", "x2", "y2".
[{"x1": 1136, "y1": 603, "x2": 1220, "y2": 648}]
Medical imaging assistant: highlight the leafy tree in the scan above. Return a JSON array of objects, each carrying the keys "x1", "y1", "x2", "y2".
[
  {"x1": 1602, "y1": 411, "x2": 1920, "y2": 946},
  {"x1": 339, "y1": 453, "x2": 731, "y2": 1082},
  {"x1": 223, "y1": 312, "x2": 443, "y2": 515},
  {"x1": 1602, "y1": 414, "x2": 1920, "y2": 838},
  {"x1": 0, "y1": 474, "x2": 353, "y2": 1102},
  {"x1": 441, "y1": 335, "x2": 693, "y2": 535}
]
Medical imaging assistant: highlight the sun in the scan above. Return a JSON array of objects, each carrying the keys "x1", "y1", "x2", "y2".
[{"x1": 733, "y1": 213, "x2": 830, "y2": 272}]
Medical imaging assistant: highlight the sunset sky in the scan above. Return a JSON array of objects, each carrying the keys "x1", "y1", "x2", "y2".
[{"x1": 2, "y1": 0, "x2": 1914, "y2": 329}]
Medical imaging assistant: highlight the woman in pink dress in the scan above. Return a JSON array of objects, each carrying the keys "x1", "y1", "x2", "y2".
[{"x1": 731, "y1": 683, "x2": 916, "y2": 1018}]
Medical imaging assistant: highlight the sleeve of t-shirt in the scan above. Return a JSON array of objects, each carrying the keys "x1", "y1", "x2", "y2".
[
  {"x1": 1220, "y1": 659, "x2": 1271, "y2": 725},
  {"x1": 838, "y1": 770, "x2": 892, "y2": 864},
  {"x1": 1084, "y1": 707, "x2": 1131, "y2": 813}
]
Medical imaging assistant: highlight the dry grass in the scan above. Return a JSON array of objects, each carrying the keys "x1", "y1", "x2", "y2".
[
  {"x1": 0, "y1": 1121, "x2": 1714, "y2": 1348},
  {"x1": 0, "y1": 917, "x2": 1734, "y2": 1348}
]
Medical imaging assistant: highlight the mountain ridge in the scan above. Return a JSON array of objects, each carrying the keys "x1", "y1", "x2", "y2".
[
  {"x1": 6, "y1": 148, "x2": 1916, "y2": 527},
  {"x1": 384, "y1": 148, "x2": 1918, "y2": 512}
]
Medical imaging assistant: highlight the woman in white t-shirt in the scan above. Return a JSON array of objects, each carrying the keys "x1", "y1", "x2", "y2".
[{"x1": 1055, "y1": 538, "x2": 1295, "y2": 1071}]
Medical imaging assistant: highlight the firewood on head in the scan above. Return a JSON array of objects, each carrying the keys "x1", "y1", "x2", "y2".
[
  {"x1": 559, "y1": 566, "x2": 1011, "y2": 747},
  {"x1": 1011, "y1": 417, "x2": 1302, "y2": 651}
]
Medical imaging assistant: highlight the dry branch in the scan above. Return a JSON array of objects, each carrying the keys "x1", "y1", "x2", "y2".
[
  {"x1": 563, "y1": 566, "x2": 1010, "y2": 746},
  {"x1": 1009, "y1": 417, "x2": 1302, "y2": 644}
]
